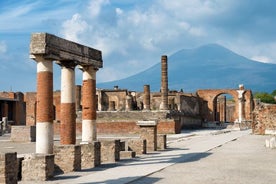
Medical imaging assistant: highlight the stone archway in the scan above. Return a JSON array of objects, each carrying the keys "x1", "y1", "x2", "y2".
[{"x1": 197, "y1": 85, "x2": 254, "y2": 123}]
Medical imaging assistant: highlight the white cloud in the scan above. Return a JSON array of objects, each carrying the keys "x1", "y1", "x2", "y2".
[
  {"x1": 0, "y1": 41, "x2": 7, "y2": 54},
  {"x1": 88, "y1": 0, "x2": 110, "y2": 18},
  {"x1": 251, "y1": 56, "x2": 272, "y2": 63},
  {"x1": 61, "y1": 14, "x2": 89, "y2": 42}
]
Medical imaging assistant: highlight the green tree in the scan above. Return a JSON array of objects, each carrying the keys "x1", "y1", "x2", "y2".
[
  {"x1": 271, "y1": 90, "x2": 276, "y2": 97},
  {"x1": 254, "y1": 92, "x2": 276, "y2": 104}
]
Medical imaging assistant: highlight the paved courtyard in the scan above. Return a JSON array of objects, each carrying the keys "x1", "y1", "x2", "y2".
[{"x1": 1, "y1": 129, "x2": 275, "y2": 184}]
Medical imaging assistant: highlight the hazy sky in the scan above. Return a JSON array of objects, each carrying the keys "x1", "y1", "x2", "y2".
[{"x1": 1, "y1": 0, "x2": 276, "y2": 91}]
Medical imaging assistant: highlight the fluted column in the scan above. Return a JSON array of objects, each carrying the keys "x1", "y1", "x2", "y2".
[
  {"x1": 81, "y1": 66, "x2": 97, "y2": 143},
  {"x1": 35, "y1": 57, "x2": 54, "y2": 154},
  {"x1": 160, "y1": 55, "x2": 168, "y2": 110},
  {"x1": 143, "y1": 85, "x2": 151, "y2": 111},
  {"x1": 60, "y1": 62, "x2": 76, "y2": 145}
]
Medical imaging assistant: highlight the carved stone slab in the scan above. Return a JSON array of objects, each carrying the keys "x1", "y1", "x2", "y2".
[{"x1": 30, "y1": 33, "x2": 103, "y2": 68}]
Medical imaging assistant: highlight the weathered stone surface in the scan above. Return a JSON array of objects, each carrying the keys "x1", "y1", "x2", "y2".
[
  {"x1": 120, "y1": 151, "x2": 136, "y2": 159},
  {"x1": 10, "y1": 126, "x2": 36, "y2": 142},
  {"x1": 81, "y1": 141, "x2": 101, "y2": 169},
  {"x1": 157, "y1": 134, "x2": 167, "y2": 150},
  {"x1": 127, "y1": 139, "x2": 146, "y2": 155},
  {"x1": 21, "y1": 153, "x2": 54, "y2": 181},
  {"x1": 253, "y1": 103, "x2": 276, "y2": 135},
  {"x1": 54, "y1": 145, "x2": 81, "y2": 173},
  {"x1": 137, "y1": 121, "x2": 157, "y2": 152},
  {"x1": 100, "y1": 139, "x2": 120, "y2": 163},
  {"x1": 30, "y1": 33, "x2": 103, "y2": 68},
  {"x1": 0, "y1": 152, "x2": 17, "y2": 184}
]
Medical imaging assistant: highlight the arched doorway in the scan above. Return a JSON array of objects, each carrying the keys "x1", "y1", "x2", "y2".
[
  {"x1": 197, "y1": 85, "x2": 254, "y2": 123},
  {"x1": 213, "y1": 93, "x2": 235, "y2": 122}
]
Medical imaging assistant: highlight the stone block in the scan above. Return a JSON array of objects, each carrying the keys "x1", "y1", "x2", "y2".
[
  {"x1": 81, "y1": 141, "x2": 101, "y2": 169},
  {"x1": 21, "y1": 153, "x2": 54, "y2": 181},
  {"x1": 157, "y1": 134, "x2": 167, "y2": 150},
  {"x1": 100, "y1": 139, "x2": 120, "y2": 163},
  {"x1": 54, "y1": 145, "x2": 81, "y2": 173},
  {"x1": 0, "y1": 152, "x2": 17, "y2": 184},
  {"x1": 10, "y1": 126, "x2": 36, "y2": 142},
  {"x1": 265, "y1": 136, "x2": 276, "y2": 149},
  {"x1": 120, "y1": 151, "x2": 136, "y2": 159},
  {"x1": 137, "y1": 121, "x2": 157, "y2": 152},
  {"x1": 127, "y1": 139, "x2": 147, "y2": 155}
]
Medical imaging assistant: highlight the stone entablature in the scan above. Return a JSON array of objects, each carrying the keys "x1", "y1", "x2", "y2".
[{"x1": 30, "y1": 33, "x2": 102, "y2": 67}]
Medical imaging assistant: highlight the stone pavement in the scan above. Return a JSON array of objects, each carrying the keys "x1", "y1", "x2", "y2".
[{"x1": 1, "y1": 129, "x2": 274, "y2": 184}]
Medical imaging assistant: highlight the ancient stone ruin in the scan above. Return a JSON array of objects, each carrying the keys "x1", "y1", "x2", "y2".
[{"x1": 1, "y1": 31, "x2": 275, "y2": 182}]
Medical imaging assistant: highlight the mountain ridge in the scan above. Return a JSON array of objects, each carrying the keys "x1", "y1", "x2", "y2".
[{"x1": 97, "y1": 44, "x2": 276, "y2": 93}]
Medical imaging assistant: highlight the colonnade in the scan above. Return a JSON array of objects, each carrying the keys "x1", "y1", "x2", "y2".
[{"x1": 30, "y1": 33, "x2": 103, "y2": 154}]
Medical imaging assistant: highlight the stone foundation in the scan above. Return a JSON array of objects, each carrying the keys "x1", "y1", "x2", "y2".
[
  {"x1": 100, "y1": 139, "x2": 120, "y2": 163},
  {"x1": 21, "y1": 153, "x2": 54, "y2": 181},
  {"x1": 81, "y1": 141, "x2": 101, "y2": 169},
  {"x1": 54, "y1": 145, "x2": 81, "y2": 173},
  {"x1": 157, "y1": 134, "x2": 167, "y2": 150},
  {"x1": 127, "y1": 139, "x2": 147, "y2": 155},
  {"x1": 10, "y1": 126, "x2": 36, "y2": 142},
  {"x1": 0, "y1": 152, "x2": 18, "y2": 184}
]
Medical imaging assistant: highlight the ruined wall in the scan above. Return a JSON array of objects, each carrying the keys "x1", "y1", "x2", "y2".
[
  {"x1": 252, "y1": 103, "x2": 276, "y2": 135},
  {"x1": 98, "y1": 89, "x2": 128, "y2": 111},
  {"x1": 25, "y1": 92, "x2": 36, "y2": 126},
  {"x1": 0, "y1": 91, "x2": 26, "y2": 125}
]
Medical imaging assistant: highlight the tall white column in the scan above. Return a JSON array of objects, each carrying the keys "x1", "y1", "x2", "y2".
[
  {"x1": 35, "y1": 57, "x2": 54, "y2": 154},
  {"x1": 237, "y1": 84, "x2": 245, "y2": 123}
]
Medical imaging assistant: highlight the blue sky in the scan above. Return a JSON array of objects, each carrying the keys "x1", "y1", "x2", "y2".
[{"x1": 1, "y1": 0, "x2": 276, "y2": 92}]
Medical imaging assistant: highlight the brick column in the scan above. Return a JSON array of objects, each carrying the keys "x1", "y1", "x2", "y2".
[
  {"x1": 143, "y1": 85, "x2": 151, "y2": 111},
  {"x1": 60, "y1": 62, "x2": 76, "y2": 145},
  {"x1": 81, "y1": 66, "x2": 97, "y2": 143},
  {"x1": 160, "y1": 55, "x2": 168, "y2": 110},
  {"x1": 35, "y1": 57, "x2": 54, "y2": 154}
]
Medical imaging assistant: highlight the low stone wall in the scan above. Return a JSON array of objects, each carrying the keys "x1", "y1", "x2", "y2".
[
  {"x1": 21, "y1": 153, "x2": 54, "y2": 181},
  {"x1": 127, "y1": 139, "x2": 146, "y2": 155},
  {"x1": 0, "y1": 152, "x2": 18, "y2": 184},
  {"x1": 99, "y1": 139, "x2": 120, "y2": 163},
  {"x1": 81, "y1": 141, "x2": 101, "y2": 169},
  {"x1": 252, "y1": 103, "x2": 276, "y2": 135},
  {"x1": 54, "y1": 145, "x2": 81, "y2": 173},
  {"x1": 10, "y1": 126, "x2": 36, "y2": 142}
]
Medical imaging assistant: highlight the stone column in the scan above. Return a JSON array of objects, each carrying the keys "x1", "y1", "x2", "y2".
[
  {"x1": 237, "y1": 84, "x2": 245, "y2": 123},
  {"x1": 60, "y1": 62, "x2": 76, "y2": 145},
  {"x1": 35, "y1": 57, "x2": 54, "y2": 154},
  {"x1": 143, "y1": 85, "x2": 151, "y2": 111},
  {"x1": 160, "y1": 55, "x2": 168, "y2": 110},
  {"x1": 81, "y1": 66, "x2": 97, "y2": 143},
  {"x1": 125, "y1": 92, "x2": 133, "y2": 111},
  {"x1": 75, "y1": 85, "x2": 82, "y2": 112}
]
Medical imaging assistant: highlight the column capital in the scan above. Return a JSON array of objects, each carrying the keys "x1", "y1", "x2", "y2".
[{"x1": 56, "y1": 60, "x2": 78, "y2": 69}]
